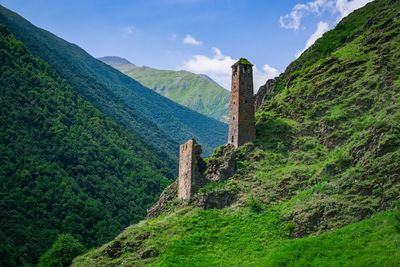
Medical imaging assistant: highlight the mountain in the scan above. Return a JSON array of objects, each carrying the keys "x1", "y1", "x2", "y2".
[
  {"x1": 73, "y1": 0, "x2": 400, "y2": 265},
  {"x1": 0, "y1": 25, "x2": 175, "y2": 266},
  {"x1": 0, "y1": 6, "x2": 228, "y2": 157},
  {"x1": 199, "y1": 73, "x2": 216, "y2": 83},
  {"x1": 98, "y1": 57, "x2": 231, "y2": 123},
  {"x1": 97, "y1": 56, "x2": 134, "y2": 66}
]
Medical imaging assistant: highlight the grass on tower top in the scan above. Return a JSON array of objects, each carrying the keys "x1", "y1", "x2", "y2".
[{"x1": 237, "y1": 58, "x2": 253, "y2": 65}]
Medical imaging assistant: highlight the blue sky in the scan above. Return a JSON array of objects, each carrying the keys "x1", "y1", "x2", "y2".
[{"x1": 0, "y1": 0, "x2": 372, "y2": 90}]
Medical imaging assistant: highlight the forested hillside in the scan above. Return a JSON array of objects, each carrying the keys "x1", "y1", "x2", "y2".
[
  {"x1": 99, "y1": 56, "x2": 230, "y2": 123},
  {"x1": 0, "y1": 6, "x2": 228, "y2": 156},
  {"x1": 73, "y1": 0, "x2": 400, "y2": 265},
  {"x1": 0, "y1": 25, "x2": 174, "y2": 266}
]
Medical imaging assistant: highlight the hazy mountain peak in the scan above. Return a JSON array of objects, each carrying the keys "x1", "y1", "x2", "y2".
[
  {"x1": 199, "y1": 73, "x2": 216, "y2": 83},
  {"x1": 97, "y1": 56, "x2": 134, "y2": 66}
]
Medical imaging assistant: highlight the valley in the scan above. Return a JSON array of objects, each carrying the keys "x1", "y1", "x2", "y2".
[{"x1": 0, "y1": 0, "x2": 399, "y2": 266}]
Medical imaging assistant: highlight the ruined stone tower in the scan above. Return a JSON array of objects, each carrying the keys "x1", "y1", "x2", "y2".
[
  {"x1": 178, "y1": 139, "x2": 206, "y2": 200},
  {"x1": 228, "y1": 58, "x2": 256, "y2": 147}
]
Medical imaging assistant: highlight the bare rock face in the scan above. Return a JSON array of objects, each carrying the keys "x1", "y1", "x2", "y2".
[
  {"x1": 146, "y1": 180, "x2": 178, "y2": 219},
  {"x1": 140, "y1": 248, "x2": 159, "y2": 259},
  {"x1": 254, "y1": 77, "x2": 278, "y2": 112},
  {"x1": 106, "y1": 241, "x2": 123, "y2": 259},
  {"x1": 196, "y1": 191, "x2": 236, "y2": 210},
  {"x1": 206, "y1": 144, "x2": 236, "y2": 181}
]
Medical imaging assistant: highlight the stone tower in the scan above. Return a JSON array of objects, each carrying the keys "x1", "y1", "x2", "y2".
[
  {"x1": 228, "y1": 58, "x2": 256, "y2": 147},
  {"x1": 178, "y1": 139, "x2": 206, "y2": 200}
]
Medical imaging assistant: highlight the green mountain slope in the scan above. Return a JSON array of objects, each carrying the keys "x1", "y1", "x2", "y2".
[
  {"x1": 0, "y1": 6, "x2": 228, "y2": 157},
  {"x1": 0, "y1": 6, "x2": 178, "y2": 162},
  {"x1": 98, "y1": 56, "x2": 230, "y2": 123},
  {"x1": 73, "y1": 209, "x2": 400, "y2": 266},
  {"x1": 73, "y1": 0, "x2": 400, "y2": 265},
  {"x1": 0, "y1": 25, "x2": 174, "y2": 266}
]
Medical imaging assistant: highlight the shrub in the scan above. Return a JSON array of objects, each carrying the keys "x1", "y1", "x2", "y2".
[
  {"x1": 249, "y1": 197, "x2": 263, "y2": 214},
  {"x1": 38, "y1": 234, "x2": 84, "y2": 267},
  {"x1": 394, "y1": 210, "x2": 400, "y2": 233}
]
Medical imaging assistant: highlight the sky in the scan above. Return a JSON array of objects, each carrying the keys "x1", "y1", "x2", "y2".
[{"x1": 0, "y1": 0, "x2": 373, "y2": 90}]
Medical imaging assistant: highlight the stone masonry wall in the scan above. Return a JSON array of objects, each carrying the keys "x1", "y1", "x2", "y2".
[
  {"x1": 178, "y1": 139, "x2": 206, "y2": 200},
  {"x1": 228, "y1": 60, "x2": 256, "y2": 147}
]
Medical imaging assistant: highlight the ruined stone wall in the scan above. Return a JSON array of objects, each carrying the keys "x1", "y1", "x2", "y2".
[
  {"x1": 178, "y1": 139, "x2": 206, "y2": 200},
  {"x1": 228, "y1": 61, "x2": 256, "y2": 147}
]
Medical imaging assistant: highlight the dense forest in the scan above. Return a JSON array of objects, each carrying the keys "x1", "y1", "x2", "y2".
[
  {"x1": 0, "y1": 6, "x2": 228, "y2": 157},
  {"x1": 0, "y1": 25, "x2": 174, "y2": 266}
]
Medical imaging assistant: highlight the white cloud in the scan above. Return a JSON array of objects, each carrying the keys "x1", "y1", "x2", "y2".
[
  {"x1": 183, "y1": 34, "x2": 202, "y2": 45},
  {"x1": 296, "y1": 21, "x2": 330, "y2": 58},
  {"x1": 335, "y1": 0, "x2": 373, "y2": 20},
  {"x1": 279, "y1": 7, "x2": 306, "y2": 30},
  {"x1": 308, "y1": 0, "x2": 332, "y2": 13},
  {"x1": 280, "y1": 0, "x2": 372, "y2": 30},
  {"x1": 180, "y1": 48, "x2": 279, "y2": 91},
  {"x1": 181, "y1": 47, "x2": 234, "y2": 88},
  {"x1": 282, "y1": 0, "x2": 373, "y2": 59},
  {"x1": 253, "y1": 64, "x2": 280, "y2": 91},
  {"x1": 280, "y1": 0, "x2": 331, "y2": 29}
]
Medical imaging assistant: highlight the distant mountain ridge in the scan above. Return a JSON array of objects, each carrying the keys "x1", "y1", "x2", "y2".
[
  {"x1": 98, "y1": 56, "x2": 134, "y2": 66},
  {"x1": 99, "y1": 56, "x2": 231, "y2": 123},
  {"x1": 199, "y1": 73, "x2": 216, "y2": 83}
]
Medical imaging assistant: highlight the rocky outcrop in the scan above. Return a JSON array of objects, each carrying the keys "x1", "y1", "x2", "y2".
[
  {"x1": 254, "y1": 77, "x2": 278, "y2": 112},
  {"x1": 196, "y1": 191, "x2": 236, "y2": 210},
  {"x1": 106, "y1": 240, "x2": 123, "y2": 259},
  {"x1": 206, "y1": 144, "x2": 236, "y2": 181},
  {"x1": 146, "y1": 180, "x2": 178, "y2": 219}
]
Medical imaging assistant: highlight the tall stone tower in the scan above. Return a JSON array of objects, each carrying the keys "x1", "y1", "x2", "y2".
[{"x1": 228, "y1": 58, "x2": 256, "y2": 148}]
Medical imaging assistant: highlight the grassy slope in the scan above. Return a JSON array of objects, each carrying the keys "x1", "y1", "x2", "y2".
[
  {"x1": 0, "y1": 6, "x2": 228, "y2": 157},
  {"x1": 74, "y1": 0, "x2": 400, "y2": 265},
  {"x1": 0, "y1": 26, "x2": 174, "y2": 265},
  {"x1": 73, "y1": 209, "x2": 400, "y2": 266},
  {"x1": 107, "y1": 62, "x2": 230, "y2": 123}
]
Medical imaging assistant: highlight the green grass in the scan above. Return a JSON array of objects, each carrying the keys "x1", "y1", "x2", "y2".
[
  {"x1": 263, "y1": 210, "x2": 400, "y2": 267},
  {"x1": 237, "y1": 58, "x2": 253, "y2": 65},
  {"x1": 72, "y1": 208, "x2": 400, "y2": 266}
]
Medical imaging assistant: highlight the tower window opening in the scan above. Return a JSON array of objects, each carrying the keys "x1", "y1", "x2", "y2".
[
  {"x1": 231, "y1": 136, "x2": 234, "y2": 142},
  {"x1": 233, "y1": 116, "x2": 235, "y2": 120}
]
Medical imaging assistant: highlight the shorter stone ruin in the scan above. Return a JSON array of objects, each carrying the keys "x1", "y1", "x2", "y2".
[
  {"x1": 178, "y1": 139, "x2": 207, "y2": 200},
  {"x1": 146, "y1": 140, "x2": 237, "y2": 219},
  {"x1": 178, "y1": 139, "x2": 236, "y2": 200}
]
